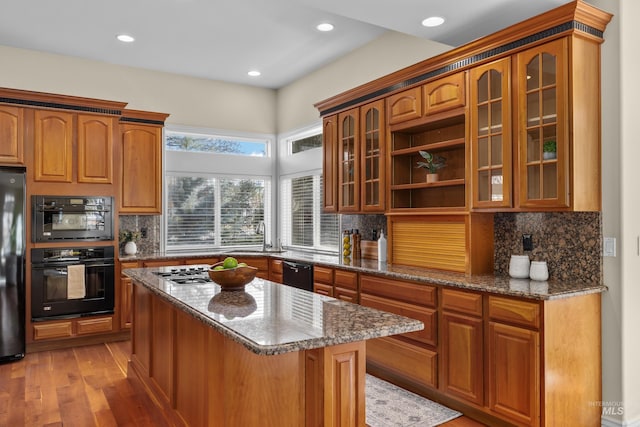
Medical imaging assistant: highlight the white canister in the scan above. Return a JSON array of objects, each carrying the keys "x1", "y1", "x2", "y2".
[
  {"x1": 529, "y1": 261, "x2": 549, "y2": 281},
  {"x1": 509, "y1": 255, "x2": 531, "y2": 279}
]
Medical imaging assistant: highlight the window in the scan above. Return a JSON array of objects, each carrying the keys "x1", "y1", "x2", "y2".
[
  {"x1": 164, "y1": 126, "x2": 273, "y2": 252},
  {"x1": 281, "y1": 174, "x2": 339, "y2": 252},
  {"x1": 166, "y1": 130, "x2": 268, "y2": 157},
  {"x1": 166, "y1": 175, "x2": 267, "y2": 250},
  {"x1": 291, "y1": 134, "x2": 322, "y2": 154}
]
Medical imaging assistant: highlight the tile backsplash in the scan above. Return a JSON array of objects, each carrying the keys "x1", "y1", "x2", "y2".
[
  {"x1": 119, "y1": 215, "x2": 161, "y2": 256},
  {"x1": 494, "y1": 212, "x2": 602, "y2": 283},
  {"x1": 341, "y1": 214, "x2": 387, "y2": 241}
]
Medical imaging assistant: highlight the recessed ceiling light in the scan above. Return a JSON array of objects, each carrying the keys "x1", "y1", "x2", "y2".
[
  {"x1": 316, "y1": 23, "x2": 334, "y2": 32},
  {"x1": 248, "y1": 70, "x2": 261, "y2": 77},
  {"x1": 421, "y1": 16, "x2": 445, "y2": 27},
  {"x1": 116, "y1": 34, "x2": 135, "y2": 43}
]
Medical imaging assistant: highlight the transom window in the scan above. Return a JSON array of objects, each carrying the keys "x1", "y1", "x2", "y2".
[{"x1": 166, "y1": 130, "x2": 268, "y2": 157}]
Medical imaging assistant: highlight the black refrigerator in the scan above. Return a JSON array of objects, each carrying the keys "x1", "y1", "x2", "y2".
[{"x1": 0, "y1": 166, "x2": 26, "y2": 363}]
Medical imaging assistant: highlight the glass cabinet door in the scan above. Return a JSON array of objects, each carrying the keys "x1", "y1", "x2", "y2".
[
  {"x1": 517, "y1": 38, "x2": 568, "y2": 207},
  {"x1": 338, "y1": 109, "x2": 359, "y2": 212},
  {"x1": 470, "y1": 58, "x2": 512, "y2": 208},
  {"x1": 360, "y1": 100, "x2": 385, "y2": 212}
]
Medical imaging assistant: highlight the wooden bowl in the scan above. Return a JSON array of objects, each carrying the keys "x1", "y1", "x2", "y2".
[{"x1": 208, "y1": 262, "x2": 258, "y2": 290}]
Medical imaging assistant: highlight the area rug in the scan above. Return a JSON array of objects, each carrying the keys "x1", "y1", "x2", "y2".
[{"x1": 366, "y1": 374, "x2": 462, "y2": 427}]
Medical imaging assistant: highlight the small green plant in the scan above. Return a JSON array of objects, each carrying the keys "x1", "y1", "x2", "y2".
[
  {"x1": 119, "y1": 229, "x2": 141, "y2": 243},
  {"x1": 543, "y1": 140, "x2": 557, "y2": 153},
  {"x1": 416, "y1": 150, "x2": 446, "y2": 173}
]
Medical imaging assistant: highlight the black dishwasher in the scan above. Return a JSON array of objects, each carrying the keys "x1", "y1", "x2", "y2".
[{"x1": 282, "y1": 261, "x2": 314, "y2": 292}]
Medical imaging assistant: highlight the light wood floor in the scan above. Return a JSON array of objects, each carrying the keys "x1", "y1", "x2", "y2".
[{"x1": 0, "y1": 341, "x2": 485, "y2": 427}]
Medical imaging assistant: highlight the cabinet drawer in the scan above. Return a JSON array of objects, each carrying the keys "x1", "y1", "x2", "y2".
[
  {"x1": 387, "y1": 87, "x2": 422, "y2": 124},
  {"x1": 142, "y1": 259, "x2": 184, "y2": 268},
  {"x1": 314, "y1": 266, "x2": 333, "y2": 284},
  {"x1": 185, "y1": 257, "x2": 218, "y2": 265},
  {"x1": 334, "y1": 287, "x2": 358, "y2": 304},
  {"x1": 367, "y1": 336, "x2": 437, "y2": 389},
  {"x1": 423, "y1": 72, "x2": 466, "y2": 115},
  {"x1": 33, "y1": 321, "x2": 73, "y2": 340},
  {"x1": 120, "y1": 261, "x2": 139, "y2": 271},
  {"x1": 77, "y1": 317, "x2": 113, "y2": 335},
  {"x1": 441, "y1": 289, "x2": 482, "y2": 316},
  {"x1": 334, "y1": 269, "x2": 358, "y2": 290},
  {"x1": 489, "y1": 296, "x2": 540, "y2": 329},
  {"x1": 361, "y1": 294, "x2": 436, "y2": 346},
  {"x1": 314, "y1": 282, "x2": 333, "y2": 297},
  {"x1": 360, "y1": 275, "x2": 436, "y2": 307},
  {"x1": 235, "y1": 257, "x2": 269, "y2": 271}
]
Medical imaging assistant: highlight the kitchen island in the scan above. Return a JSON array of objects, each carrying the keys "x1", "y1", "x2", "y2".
[{"x1": 123, "y1": 265, "x2": 423, "y2": 427}]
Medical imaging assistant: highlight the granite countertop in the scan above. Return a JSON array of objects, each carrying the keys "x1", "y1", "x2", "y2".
[
  {"x1": 121, "y1": 250, "x2": 607, "y2": 301},
  {"x1": 123, "y1": 266, "x2": 424, "y2": 356}
]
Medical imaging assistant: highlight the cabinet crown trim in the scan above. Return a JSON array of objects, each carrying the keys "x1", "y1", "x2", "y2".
[{"x1": 315, "y1": 0, "x2": 612, "y2": 116}]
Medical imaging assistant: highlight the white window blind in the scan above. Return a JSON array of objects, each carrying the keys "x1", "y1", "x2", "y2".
[
  {"x1": 281, "y1": 174, "x2": 339, "y2": 252},
  {"x1": 166, "y1": 174, "x2": 267, "y2": 250}
]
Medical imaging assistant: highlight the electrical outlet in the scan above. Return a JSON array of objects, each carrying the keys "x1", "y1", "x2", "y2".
[
  {"x1": 141, "y1": 227, "x2": 148, "y2": 238},
  {"x1": 522, "y1": 234, "x2": 533, "y2": 251}
]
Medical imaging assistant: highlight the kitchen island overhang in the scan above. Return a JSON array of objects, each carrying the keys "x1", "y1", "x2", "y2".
[{"x1": 123, "y1": 265, "x2": 423, "y2": 427}]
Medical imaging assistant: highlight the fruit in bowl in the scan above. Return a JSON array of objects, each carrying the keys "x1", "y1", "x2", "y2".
[{"x1": 208, "y1": 257, "x2": 258, "y2": 291}]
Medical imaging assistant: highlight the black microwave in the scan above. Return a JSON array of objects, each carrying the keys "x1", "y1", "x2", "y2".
[{"x1": 32, "y1": 196, "x2": 114, "y2": 242}]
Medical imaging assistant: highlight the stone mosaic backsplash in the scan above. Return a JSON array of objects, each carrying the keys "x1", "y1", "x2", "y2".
[
  {"x1": 120, "y1": 211, "x2": 602, "y2": 284},
  {"x1": 119, "y1": 215, "x2": 161, "y2": 256},
  {"x1": 494, "y1": 212, "x2": 602, "y2": 283}
]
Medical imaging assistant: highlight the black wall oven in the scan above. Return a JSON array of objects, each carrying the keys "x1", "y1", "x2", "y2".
[
  {"x1": 31, "y1": 246, "x2": 115, "y2": 320},
  {"x1": 32, "y1": 195, "x2": 114, "y2": 242}
]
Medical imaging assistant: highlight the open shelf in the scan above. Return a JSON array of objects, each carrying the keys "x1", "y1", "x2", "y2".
[{"x1": 390, "y1": 112, "x2": 467, "y2": 211}]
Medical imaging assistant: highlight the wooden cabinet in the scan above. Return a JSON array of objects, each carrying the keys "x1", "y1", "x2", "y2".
[
  {"x1": 360, "y1": 275, "x2": 438, "y2": 389},
  {"x1": 322, "y1": 115, "x2": 338, "y2": 212},
  {"x1": 313, "y1": 265, "x2": 334, "y2": 297},
  {"x1": 269, "y1": 258, "x2": 283, "y2": 283},
  {"x1": 360, "y1": 100, "x2": 385, "y2": 212},
  {"x1": 337, "y1": 108, "x2": 359, "y2": 212},
  {"x1": 487, "y1": 296, "x2": 540, "y2": 426},
  {"x1": 120, "y1": 110, "x2": 168, "y2": 214},
  {"x1": 470, "y1": 58, "x2": 512, "y2": 208},
  {"x1": 34, "y1": 110, "x2": 116, "y2": 184},
  {"x1": 0, "y1": 105, "x2": 24, "y2": 164},
  {"x1": 32, "y1": 316, "x2": 113, "y2": 341},
  {"x1": 119, "y1": 261, "x2": 139, "y2": 330},
  {"x1": 387, "y1": 86, "x2": 422, "y2": 124},
  {"x1": 423, "y1": 72, "x2": 466, "y2": 116},
  {"x1": 333, "y1": 268, "x2": 358, "y2": 303},
  {"x1": 516, "y1": 38, "x2": 568, "y2": 209},
  {"x1": 77, "y1": 114, "x2": 115, "y2": 184},
  {"x1": 440, "y1": 289, "x2": 483, "y2": 406},
  {"x1": 34, "y1": 110, "x2": 73, "y2": 182},
  {"x1": 329, "y1": 100, "x2": 385, "y2": 213}
]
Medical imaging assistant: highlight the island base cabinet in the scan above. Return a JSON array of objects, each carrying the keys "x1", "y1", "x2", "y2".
[{"x1": 129, "y1": 281, "x2": 367, "y2": 427}]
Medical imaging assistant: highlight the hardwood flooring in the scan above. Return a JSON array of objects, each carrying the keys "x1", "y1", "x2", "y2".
[{"x1": 0, "y1": 341, "x2": 485, "y2": 427}]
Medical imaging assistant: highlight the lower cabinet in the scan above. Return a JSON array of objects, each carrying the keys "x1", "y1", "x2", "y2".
[
  {"x1": 440, "y1": 289, "x2": 484, "y2": 406},
  {"x1": 359, "y1": 275, "x2": 601, "y2": 427},
  {"x1": 269, "y1": 259, "x2": 283, "y2": 284},
  {"x1": 334, "y1": 269, "x2": 358, "y2": 303},
  {"x1": 314, "y1": 265, "x2": 334, "y2": 297},
  {"x1": 360, "y1": 274, "x2": 438, "y2": 390},
  {"x1": 32, "y1": 316, "x2": 113, "y2": 341}
]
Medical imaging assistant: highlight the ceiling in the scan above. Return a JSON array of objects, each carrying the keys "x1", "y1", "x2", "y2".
[{"x1": 0, "y1": 0, "x2": 570, "y2": 89}]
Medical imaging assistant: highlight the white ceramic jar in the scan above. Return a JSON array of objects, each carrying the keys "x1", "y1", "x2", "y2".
[
  {"x1": 509, "y1": 255, "x2": 531, "y2": 279},
  {"x1": 529, "y1": 261, "x2": 549, "y2": 281},
  {"x1": 124, "y1": 241, "x2": 137, "y2": 255}
]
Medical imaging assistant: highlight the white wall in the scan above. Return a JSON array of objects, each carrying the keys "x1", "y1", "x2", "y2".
[
  {"x1": 276, "y1": 31, "x2": 451, "y2": 132},
  {"x1": 0, "y1": 45, "x2": 277, "y2": 134}
]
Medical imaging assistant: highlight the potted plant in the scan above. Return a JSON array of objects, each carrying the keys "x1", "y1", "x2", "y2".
[
  {"x1": 416, "y1": 150, "x2": 446, "y2": 183},
  {"x1": 543, "y1": 140, "x2": 557, "y2": 160},
  {"x1": 120, "y1": 229, "x2": 141, "y2": 255}
]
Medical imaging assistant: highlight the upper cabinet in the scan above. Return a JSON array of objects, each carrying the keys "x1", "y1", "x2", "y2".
[
  {"x1": 34, "y1": 110, "x2": 74, "y2": 182},
  {"x1": 470, "y1": 58, "x2": 512, "y2": 209},
  {"x1": 119, "y1": 110, "x2": 169, "y2": 214},
  {"x1": 77, "y1": 114, "x2": 115, "y2": 184},
  {"x1": 0, "y1": 105, "x2": 24, "y2": 165},
  {"x1": 423, "y1": 72, "x2": 466, "y2": 116},
  {"x1": 516, "y1": 39, "x2": 568, "y2": 209},
  {"x1": 327, "y1": 100, "x2": 385, "y2": 213}
]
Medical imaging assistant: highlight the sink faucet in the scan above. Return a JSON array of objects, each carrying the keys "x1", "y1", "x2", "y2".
[{"x1": 256, "y1": 221, "x2": 270, "y2": 252}]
